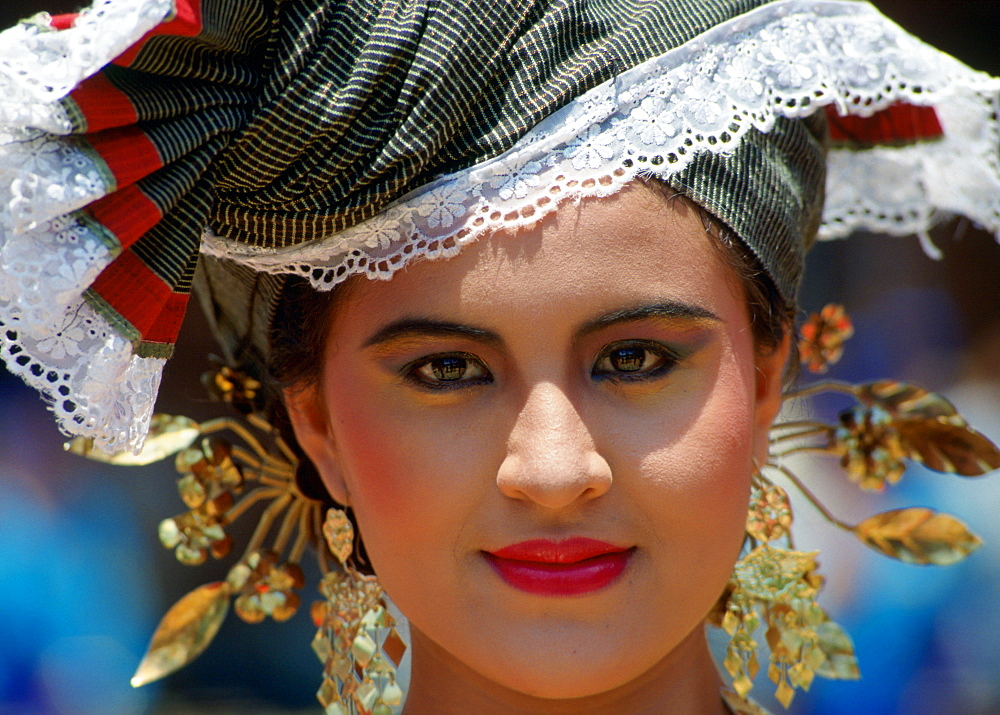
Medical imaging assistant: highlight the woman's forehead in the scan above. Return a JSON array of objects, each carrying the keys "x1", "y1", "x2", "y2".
[{"x1": 335, "y1": 185, "x2": 741, "y2": 330}]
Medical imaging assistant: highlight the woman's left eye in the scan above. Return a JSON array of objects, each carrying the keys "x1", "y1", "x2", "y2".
[
  {"x1": 407, "y1": 354, "x2": 492, "y2": 388},
  {"x1": 592, "y1": 341, "x2": 678, "y2": 381}
]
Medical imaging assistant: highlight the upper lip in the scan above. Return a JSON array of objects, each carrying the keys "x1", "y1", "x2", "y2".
[{"x1": 487, "y1": 537, "x2": 630, "y2": 564}]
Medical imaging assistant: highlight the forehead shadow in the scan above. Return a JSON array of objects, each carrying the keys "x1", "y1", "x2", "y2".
[
  {"x1": 329, "y1": 181, "x2": 735, "y2": 327},
  {"x1": 473, "y1": 183, "x2": 687, "y2": 270}
]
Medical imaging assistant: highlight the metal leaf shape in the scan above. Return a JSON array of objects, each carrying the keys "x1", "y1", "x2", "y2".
[
  {"x1": 131, "y1": 581, "x2": 231, "y2": 687},
  {"x1": 852, "y1": 381, "x2": 1000, "y2": 477},
  {"x1": 854, "y1": 380, "x2": 959, "y2": 421},
  {"x1": 896, "y1": 418, "x2": 1000, "y2": 476},
  {"x1": 853, "y1": 508, "x2": 982, "y2": 566},
  {"x1": 66, "y1": 414, "x2": 201, "y2": 466},
  {"x1": 814, "y1": 621, "x2": 860, "y2": 681}
]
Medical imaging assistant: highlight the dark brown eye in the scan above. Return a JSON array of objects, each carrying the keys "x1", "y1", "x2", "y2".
[
  {"x1": 429, "y1": 356, "x2": 467, "y2": 381},
  {"x1": 608, "y1": 346, "x2": 646, "y2": 372},
  {"x1": 410, "y1": 354, "x2": 491, "y2": 387},
  {"x1": 593, "y1": 341, "x2": 679, "y2": 382}
]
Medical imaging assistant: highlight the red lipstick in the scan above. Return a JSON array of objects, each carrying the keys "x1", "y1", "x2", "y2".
[{"x1": 484, "y1": 538, "x2": 632, "y2": 596}]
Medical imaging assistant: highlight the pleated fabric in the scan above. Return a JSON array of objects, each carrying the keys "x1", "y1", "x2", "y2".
[{"x1": 39, "y1": 0, "x2": 824, "y2": 363}]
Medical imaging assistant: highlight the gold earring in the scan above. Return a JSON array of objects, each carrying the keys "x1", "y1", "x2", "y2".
[
  {"x1": 710, "y1": 472, "x2": 859, "y2": 709},
  {"x1": 312, "y1": 508, "x2": 407, "y2": 715}
]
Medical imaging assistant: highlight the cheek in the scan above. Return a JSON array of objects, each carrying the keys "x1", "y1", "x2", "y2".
[
  {"x1": 320, "y1": 374, "x2": 491, "y2": 566},
  {"x1": 319, "y1": 379, "x2": 432, "y2": 573},
  {"x1": 632, "y1": 357, "x2": 755, "y2": 563}
]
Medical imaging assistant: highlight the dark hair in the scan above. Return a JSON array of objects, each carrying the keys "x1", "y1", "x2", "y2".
[
  {"x1": 269, "y1": 275, "x2": 343, "y2": 393},
  {"x1": 640, "y1": 177, "x2": 795, "y2": 369}
]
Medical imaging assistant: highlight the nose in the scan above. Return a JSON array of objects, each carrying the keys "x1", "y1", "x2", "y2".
[{"x1": 496, "y1": 382, "x2": 612, "y2": 509}]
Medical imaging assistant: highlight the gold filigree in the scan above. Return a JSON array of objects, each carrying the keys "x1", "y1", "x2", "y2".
[
  {"x1": 834, "y1": 404, "x2": 907, "y2": 490},
  {"x1": 711, "y1": 305, "x2": 999, "y2": 707},
  {"x1": 719, "y1": 537, "x2": 858, "y2": 707},
  {"x1": 65, "y1": 316, "x2": 998, "y2": 711},
  {"x1": 312, "y1": 509, "x2": 406, "y2": 715},
  {"x1": 202, "y1": 360, "x2": 264, "y2": 414},
  {"x1": 773, "y1": 379, "x2": 1000, "y2": 491},
  {"x1": 158, "y1": 495, "x2": 234, "y2": 565},
  {"x1": 70, "y1": 366, "x2": 330, "y2": 687},
  {"x1": 746, "y1": 477, "x2": 793, "y2": 543},
  {"x1": 230, "y1": 550, "x2": 306, "y2": 623}
]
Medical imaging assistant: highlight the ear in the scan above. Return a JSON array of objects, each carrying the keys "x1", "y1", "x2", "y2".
[
  {"x1": 284, "y1": 384, "x2": 350, "y2": 505},
  {"x1": 751, "y1": 333, "x2": 792, "y2": 468}
]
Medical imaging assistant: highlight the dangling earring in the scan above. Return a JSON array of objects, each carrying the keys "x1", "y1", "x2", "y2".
[
  {"x1": 710, "y1": 470, "x2": 859, "y2": 709},
  {"x1": 312, "y1": 508, "x2": 407, "y2": 715}
]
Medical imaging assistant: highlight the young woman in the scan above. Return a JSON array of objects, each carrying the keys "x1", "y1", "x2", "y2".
[
  {"x1": 2, "y1": 0, "x2": 998, "y2": 711},
  {"x1": 282, "y1": 183, "x2": 790, "y2": 711}
]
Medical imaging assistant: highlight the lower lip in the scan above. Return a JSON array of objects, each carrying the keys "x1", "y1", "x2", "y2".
[{"x1": 484, "y1": 550, "x2": 633, "y2": 596}]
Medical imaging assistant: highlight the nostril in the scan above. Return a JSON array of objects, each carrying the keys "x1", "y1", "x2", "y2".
[{"x1": 496, "y1": 449, "x2": 612, "y2": 508}]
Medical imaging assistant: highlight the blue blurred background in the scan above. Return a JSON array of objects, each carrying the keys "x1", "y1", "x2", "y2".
[{"x1": 2, "y1": 1, "x2": 998, "y2": 713}]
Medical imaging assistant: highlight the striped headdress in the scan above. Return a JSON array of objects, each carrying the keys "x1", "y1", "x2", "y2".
[{"x1": 1, "y1": 0, "x2": 998, "y2": 451}]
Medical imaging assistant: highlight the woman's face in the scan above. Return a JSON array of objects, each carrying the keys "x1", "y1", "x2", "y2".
[{"x1": 288, "y1": 184, "x2": 788, "y2": 704}]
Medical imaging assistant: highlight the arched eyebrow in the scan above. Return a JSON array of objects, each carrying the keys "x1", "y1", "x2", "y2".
[
  {"x1": 362, "y1": 302, "x2": 719, "y2": 351},
  {"x1": 576, "y1": 301, "x2": 721, "y2": 339},
  {"x1": 362, "y1": 319, "x2": 503, "y2": 350}
]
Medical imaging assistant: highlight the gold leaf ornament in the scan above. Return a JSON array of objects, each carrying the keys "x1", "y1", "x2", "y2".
[
  {"x1": 323, "y1": 509, "x2": 356, "y2": 566},
  {"x1": 814, "y1": 621, "x2": 860, "y2": 680},
  {"x1": 853, "y1": 507, "x2": 982, "y2": 565},
  {"x1": 65, "y1": 414, "x2": 201, "y2": 466},
  {"x1": 855, "y1": 380, "x2": 958, "y2": 421},
  {"x1": 131, "y1": 581, "x2": 231, "y2": 687},
  {"x1": 895, "y1": 416, "x2": 1000, "y2": 476},
  {"x1": 832, "y1": 381, "x2": 1000, "y2": 488},
  {"x1": 855, "y1": 381, "x2": 1000, "y2": 474}
]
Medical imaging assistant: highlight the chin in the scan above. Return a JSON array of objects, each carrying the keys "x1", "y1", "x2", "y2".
[
  {"x1": 513, "y1": 658, "x2": 634, "y2": 699},
  {"x1": 473, "y1": 622, "x2": 699, "y2": 702}
]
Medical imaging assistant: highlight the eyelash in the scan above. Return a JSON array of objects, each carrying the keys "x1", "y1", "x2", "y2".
[
  {"x1": 591, "y1": 340, "x2": 681, "y2": 383},
  {"x1": 403, "y1": 352, "x2": 493, "y2": 390},
  {"x1": 403, "y1": 341, "x2": 681, "y2": 389}
]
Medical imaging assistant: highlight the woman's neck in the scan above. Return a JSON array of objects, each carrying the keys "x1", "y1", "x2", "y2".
[{"x1": 402, "y1": 623, "x2": 729, "y2": 714}]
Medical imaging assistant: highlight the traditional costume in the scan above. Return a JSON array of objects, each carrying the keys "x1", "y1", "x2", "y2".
[{"x1": 2, "y1": 1, "x2": 998, "y2": 711}]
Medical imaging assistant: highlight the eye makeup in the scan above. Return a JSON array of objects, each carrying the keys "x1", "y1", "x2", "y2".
[
  {"x1": 591, "y1": 339, "x2": 685, "y2": 383},
  {"x1": 401, "y1": 352, "x2": 494, "y2": 390}
]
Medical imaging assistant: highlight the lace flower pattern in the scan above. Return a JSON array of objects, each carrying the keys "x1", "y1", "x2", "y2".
[
  {"x1": 202, "y1": 0, "x2": 1000, "y2": 293},
  {"x1": 2, "y1": 0, "x2": 1000, "y2": 451},
  {"x1": 1, "y1": 0, "x2": 172, "y2": 451}
]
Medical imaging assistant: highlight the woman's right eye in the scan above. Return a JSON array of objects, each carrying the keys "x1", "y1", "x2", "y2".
[{"x1": 406, "y1": 354, "x2": 493, "y2": 388}]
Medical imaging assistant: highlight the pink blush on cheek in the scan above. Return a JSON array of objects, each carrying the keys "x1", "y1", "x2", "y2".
[{"x1": 334, "y1": 418, "x2": 410, "y2": 508}]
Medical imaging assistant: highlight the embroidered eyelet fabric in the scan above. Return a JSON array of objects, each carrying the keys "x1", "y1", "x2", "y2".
[
  {"x1": 1, "y1": 0, "x2": 998, "y2": 452},
  {"x1": 0, "y1": 0, "x2": 173, "y2": 452}
]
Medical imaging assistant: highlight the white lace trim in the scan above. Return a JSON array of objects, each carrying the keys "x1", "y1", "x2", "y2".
[
  {"x1": 0, "y1": 0, "x2": 174, "y2": 134},
  {"x1": 2, "y1": 0, "x2": 999, "y2": 452},
  {"x1": 0, "y1": 213, "x2": 115, "y2": 330},
  {"x1": 0, "y1": 128, "x2": 111, "y2": 234},
  {"x1": 821, "y1": 90, "x2": 1000, "y2": 244},
  {"x1": 201, "y1": 0, "x2": 1000, "y2": 290},
  {"x1": 1, "y1": 294, "x2": 164, "y2": 453},
  {"x1": 0, "y1": 0, "x2": 172, "y2": 451}
]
